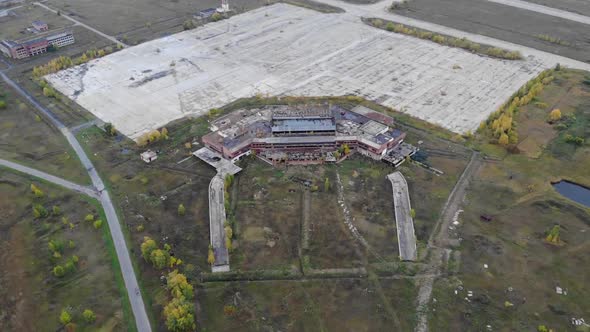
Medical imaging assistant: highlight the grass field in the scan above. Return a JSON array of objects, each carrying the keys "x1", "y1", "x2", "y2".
[
  {"x1": 429, "y1": 69, "x2": 590, "y2": 331},
  {"x1": 0, "y1": 81, "x2": 89, "y2": 184},
  {"x1": 0, "y1": 169, "x2": 132, "y2": 331},
  {"x1": 198, "y1": 278, "x2": 417, "y2": 331}
]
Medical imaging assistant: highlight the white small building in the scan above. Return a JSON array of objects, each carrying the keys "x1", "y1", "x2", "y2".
[{"x1": 140, "y1": 150, "x2": 157, "y2": 163}]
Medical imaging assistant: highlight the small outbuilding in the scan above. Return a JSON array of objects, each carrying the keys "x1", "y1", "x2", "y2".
[
  {"x1": 140, "y1": 150, "x2": 157, "y2": 163},
  {"x1": 32, "y1": 20, "x2": 49, "y2": 31}
]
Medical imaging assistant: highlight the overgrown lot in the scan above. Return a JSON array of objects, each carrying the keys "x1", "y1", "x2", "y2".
[
  {"x1": 199, "y1": 278, "x2": 417, "y2": 331},
  {"x1": 0, "y1": 82, "x2": 89, "y2": 184},
  {"x1": 429, "y1": 69, "x2": 590, "y2": 331},
  {"x1": 0, "y1": 170, "x2": 132, "y2": 331}
]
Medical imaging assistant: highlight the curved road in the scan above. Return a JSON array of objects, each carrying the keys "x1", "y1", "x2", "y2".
[
  {"x1": 0, "y1": 72, "x2": 151, "y2": 332},
  {"x1": 0, "y1": 159, "x2": 99, "y2": 198}
]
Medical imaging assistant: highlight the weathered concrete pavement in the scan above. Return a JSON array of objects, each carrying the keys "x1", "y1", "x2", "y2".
[{"x1": 388, "y1": 171, "x2": 418, "y2": 261}]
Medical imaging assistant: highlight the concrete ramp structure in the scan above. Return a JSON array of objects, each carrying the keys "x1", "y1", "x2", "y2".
[
  {"x1": 388, "y1": 172, "x2": 418, "y2": 261},
  {"x1": 194, "y1": 147, "x2": 242, "y2": 272}
]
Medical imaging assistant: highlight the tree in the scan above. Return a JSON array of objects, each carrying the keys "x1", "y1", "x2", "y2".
[
  {"x1": 150, "y1": 249, "x2": 169, "y2": 269},
  {"x1": 163, "y1": 297, "x2": 196, "y2": 332},
  {"x1": 93, "y1": 219, "x2": 103, "y2": 229},
  {"x1": 48, "y1": 239, "x2": 65, "y2": 253},
  {"x1": 177, "y1": 204, "x2": 186, "y2": 216},
  {"x1": 549, "y1": 108, "x2": 562, "y2": 122},
  {"x1": 53, "y1": 265, "x2": 65, "y2": 277},
  {"x1": 498, "y1": 133, "x2": 509, "y2": 146},
  {"x1": 183, "y1": 19, "x2": 196, "y2": 30},
  {"x1": 546, "y1": 225, "x2": 560, "y2": 244},
  {"x1": 167, "y1": 270, "x2": 194, "y2": 300},
  {"x1": 104, "y1": 122, "x2": 117, "y2": 136},
  {"x1": 31, "y1": 184, "x2": 44, "y2": 198},
  {"x1": 225, "y1": 236, "x2": 232, "y2": 252},
  {"x1": 224, "y1": 225, "x2": 233, "y2": 239},
  {"x1": 410, "y1": 208, "x2": 416, "y2": 218},
  {"x1": 141, "y1": 237, "x2": 158, "y2": 261},
  {"x1": 207, "y1": 245, "x2": 215, "y2": 265},
  {"x1": 33, "y1": 204, "x2": 48, "y2": 218},
  {"x1": 59, "y1": 309, "x2": 72, "y2": 325},
  {"x1": 211, "y1": 12, "x2": 223, "y2": 22},
  {"x1": 324, "y1": 178, "x2": 330, "y2": 192},
  {"x1": 0, "y1": 100, "x2": 6, "y2": 109},
  {"x1": 83, "y1": 309, "x2": 96, "y2": 324},
  {"x1": 52, "y1": 205, "x2": 61, "y2": 215},
  {"x1": 161, "y1": 127, "x2": 169, "y2": 139},
  {"x1": 85, "y1": 214, "x2": 94, "y2": 222},
  {"x1": 43, "y1": 86, "x2": 56, "y2": 98}
]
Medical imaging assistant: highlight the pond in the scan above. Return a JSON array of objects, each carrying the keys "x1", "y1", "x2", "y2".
[{"x1": 552, "y1": 180, "x2": 590, "y2": 208}]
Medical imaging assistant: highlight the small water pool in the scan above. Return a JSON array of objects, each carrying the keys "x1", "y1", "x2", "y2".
[{"x1": 552, "y1": 180, "x2": 590, "y2": 208}]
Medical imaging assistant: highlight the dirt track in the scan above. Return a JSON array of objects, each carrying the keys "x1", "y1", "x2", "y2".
[{"x1": 414, "y1": 152, "x2": 482, "y2": 332}]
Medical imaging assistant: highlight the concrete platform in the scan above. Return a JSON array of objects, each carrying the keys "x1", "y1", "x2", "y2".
[
  {"x1": 208, "y1": 174, "x2": 230, "y2": 272},
  {"x1": 45, "y1": 3, "x2": 547, "y2": 139},
  {"x1": 388, "y1": 171, "x2": 418, "y2": 261},
  {"x1": 193, "y1": 147, "x2": 242, "y2": 176}
]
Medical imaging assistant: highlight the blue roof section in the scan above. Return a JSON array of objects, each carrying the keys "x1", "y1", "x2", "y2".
[{"x1": 272, "y1": 118, "x2": 336, "y2": 133}]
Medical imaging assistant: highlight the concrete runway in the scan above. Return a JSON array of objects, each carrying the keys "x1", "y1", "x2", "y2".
[{"x1": 45, "y1": 3, "x2": 560, "y2": 139}]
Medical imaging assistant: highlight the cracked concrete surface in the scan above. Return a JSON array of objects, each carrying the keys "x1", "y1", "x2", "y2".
[{"x1": 47, "y1": 3, "x2": 558, "y2": 139}]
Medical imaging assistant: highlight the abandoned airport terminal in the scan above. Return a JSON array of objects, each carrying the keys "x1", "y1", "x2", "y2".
[{"x1": 202, "y1": 104, "x2": 418, "y2": 167}]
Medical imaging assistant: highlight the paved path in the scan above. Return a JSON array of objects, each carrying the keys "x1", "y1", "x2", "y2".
[
  {"x1": 313, "y1": 0, "x2": 590, "y2": 71},
  {"x1": 34, "y1": 2, "x2": 128, "y2": 48},
  {"x1": 388, "y1": 172, "x2": 417, "y2": 261},
  {"x1": 0, "y1": 72, "x2": 151, "y2": 332},
  {"x1": 486, "y1": 0, "x2": 590, "y2": 25},
  {"x1": 0, "y1": 158, "x2": 99, "y2": 199}
]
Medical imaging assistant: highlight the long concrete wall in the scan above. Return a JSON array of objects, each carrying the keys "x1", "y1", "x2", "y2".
[{"x1": 388, "y1": 172, "x2": 418, "y2": 261}]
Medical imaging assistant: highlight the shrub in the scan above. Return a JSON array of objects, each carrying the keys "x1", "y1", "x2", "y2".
[
  {"x1": 59, "y1": 309, "x2": 72, "y2": 325},
  {"x1": 177, "y1": 204, "x2": 186, "y2": 216},
  {"x1": 93, "y1": 219, "x2": 103, "y2": 229},
  {"x1": 33, "y1": 204, "x2": 48, "y2": 218},
  {"x1": 84, "y1": 214, "x2": 94, "y2": 222},
  {"x1": 0, "y1": 100, "x2": 6, "y2": 109},
  {"x1": 83, "y1": 309, "x2": 96, "y2": 324},
  {"x1": 549, "y1": 108, "x2": 562, "y2": 122},
  {"x1": 53, "y1": 265, "x2": 65, "y2": 277}
]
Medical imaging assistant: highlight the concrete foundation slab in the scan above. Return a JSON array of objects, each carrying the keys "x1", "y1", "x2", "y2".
[{"x1": 46, "y1": 3, "x2": 548, "y2": 138}]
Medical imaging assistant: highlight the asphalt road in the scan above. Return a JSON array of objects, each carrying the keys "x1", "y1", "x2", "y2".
[
  {"x1": 0, "y1": 72, "x2": 151, "y2": 332},
  {"x1": 388, "y1": 172, "x2": 418, "y2": 261},
  {"x1": 391, "y1": 0, "x2": 590, "y2": 63},
  {"x1": 313, "y1": 0, "x2": 590, "y2": 70},
  {"x1": 0, "y1": 158, "x2": 99, "y2": 198}
]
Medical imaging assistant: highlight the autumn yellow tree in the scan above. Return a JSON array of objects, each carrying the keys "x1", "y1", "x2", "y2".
[
  {"x1": 207, "y1": 245, "x2": 215, "y2": 265},
  {"x1": 140, "y1": 237, "x2": 157, "y2": 261},
  {"x1": 150, "y1": 249, "x2": 169, "y2": 269},
  {"x1": 549, "y1": 108, "x2": 562, "y2": 122},
  {"x1": 498, "y1": 133, "x2": 509, "y2": 146},
  {"x1": 167, "y1": 270, "x2": 194, "y2": 300},
  {"x1": 163, "y1": 297, "x2": 196, "y2": 332}
]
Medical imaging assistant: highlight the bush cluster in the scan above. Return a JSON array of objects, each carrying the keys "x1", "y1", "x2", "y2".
[{"x1": 371, "y1": 19, "x2": 522, "y2": 60}]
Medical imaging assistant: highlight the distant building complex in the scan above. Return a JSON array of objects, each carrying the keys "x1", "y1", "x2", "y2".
[
  {"x1": 0, "y1": 20, "x2": 74, "y2": 59},
  {"x1": 202, "y1": 104, "x2": 417, "y2": 166}
]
